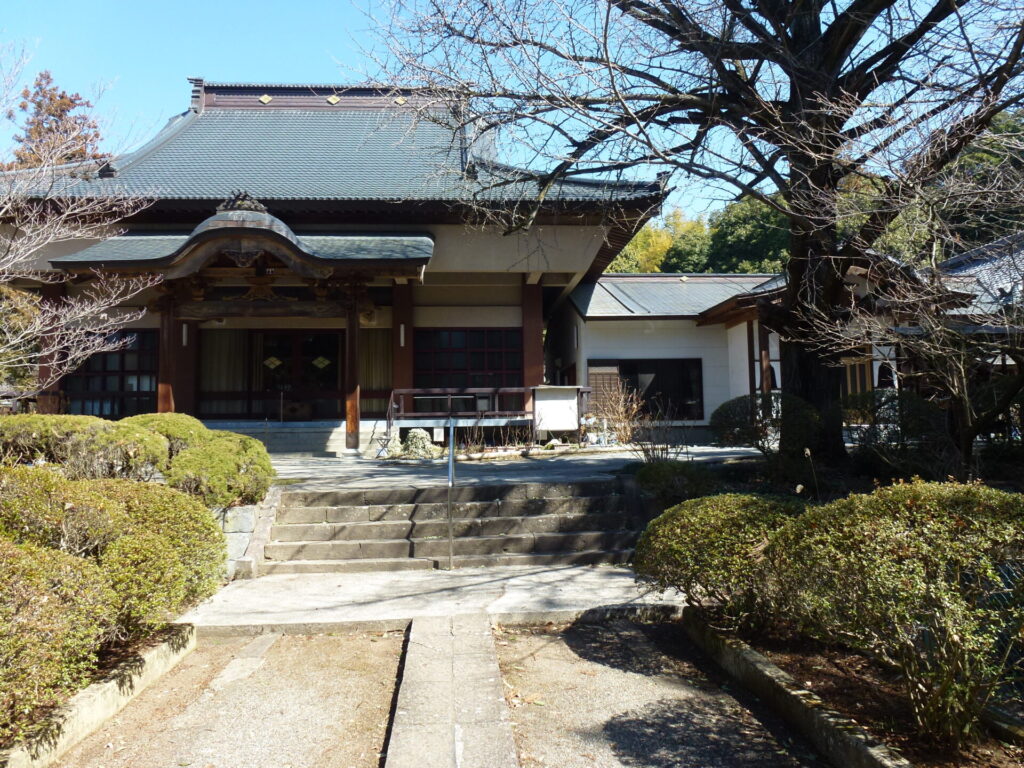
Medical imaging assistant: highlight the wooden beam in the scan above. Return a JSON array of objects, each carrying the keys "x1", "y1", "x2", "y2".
[
  {"x1": 157, "y1": 300, "x2": 176, "y2": 413},
  {"x1": 345, "y1": 292, "x2": 361, "y2": 450},
  {"x1": 526, "y1": 271, "x2": 543, "y2": 285},
  {"x1": 758, "y1": 322, "x2": 772, "y2": 394},
  {"x1": 523, "y1": 282, "x2": 544, "y2": 411},
  {"x1": 746, "y1": 320, "x2": 756, "y2": 397}
]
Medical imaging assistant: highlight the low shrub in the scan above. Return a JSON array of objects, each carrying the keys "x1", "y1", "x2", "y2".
[
  {"x1": 709, "y1": 393, "x2": 820, "y2": 457},
  {"x1": 634, "y1": 493, "x2": 803, "y2": 627},
  {"x1": 0, "y1": 467, "x2": 224, "y2": 632},
  {"x1": 63, "y1": 422, "x2": 168, "y2": 481},
  {"x1": 766, "y1": 480, "x2": 1024, "y2": 745},
  {"x1": 0, "y1": 467, "x2": 128, "y2": 557},
  {"x1": 0, "y1": 415, "x2": 167, "y2": 480},
  {"x1": 88, "y1": 479, "x2": 225, "y2": 605},
  {"x1": 120, "y1": 413, "x2": 209, "y2": 461},
  {"x1": 635, "y1": 460, "x2": 716, "y2": 508},
  {"x1": 100, "y1": 532, "x2": 187, "y2": 639},
  {"x1": 0, "y1": 414, "x2": 104, "y2": 463},
  {"x1": 166, "y1": 432, "x2": 273, "y2": 507},
  {"x1": 0, "y1": 540, "x2": 114, "y2": 747}
]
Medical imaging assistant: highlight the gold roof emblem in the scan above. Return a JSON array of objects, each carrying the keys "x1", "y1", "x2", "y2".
[
  {"x1": 394, "y1": 96, "x2": 408, "y2": 106},
  {"x1": 258, "y1": 94, "x2": 273, "y2": 105},
  {"x1": 326, "y1": 94, "x2": 341, "y2": 105}
]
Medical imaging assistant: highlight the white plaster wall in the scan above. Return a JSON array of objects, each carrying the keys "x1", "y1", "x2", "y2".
[
  {"x1": 726, "y1": 322, "x2": 750, "y2": 399},
  {"x1": 581, "y1": 318, "x2": 732, "y2": 424},
  {"x1": 413, "y1": 306, "x2": 521, "y2": 327}
]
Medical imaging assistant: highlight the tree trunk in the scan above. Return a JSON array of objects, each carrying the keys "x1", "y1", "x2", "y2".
[
  {"x1": 769, "y1": 179, "x2": 850, "y2": 464},
  {"x1": 948, "y1": 401, "x2": 975, "y2": 481},
  {"x1": 780, "y1": 340, "x2": 847, "y2": 461}
]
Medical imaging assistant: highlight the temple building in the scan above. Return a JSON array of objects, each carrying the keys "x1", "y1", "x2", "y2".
[{"x1": 32, "y1": 79, "x2": 664, "y2": 449}]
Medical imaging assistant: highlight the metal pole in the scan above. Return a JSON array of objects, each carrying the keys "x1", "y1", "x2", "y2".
[{"x1": 446, "y1": 414, "x2": 455, "y2": 571}]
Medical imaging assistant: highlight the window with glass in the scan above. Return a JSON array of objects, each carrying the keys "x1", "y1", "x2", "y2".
[
  {"x1": 413, "y1": 328, "x2": 524, "y2": 412},
  {"x1": 588, "y1": 358, "x2": 704, "y2": 420},
  {"x1": 64, "y1": 331, "x2": 158, "y2": 417}
]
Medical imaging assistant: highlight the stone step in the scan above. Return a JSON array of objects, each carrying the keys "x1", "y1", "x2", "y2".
[
  {"x1": 279, "y1": 479, "x2": 621, "y2": 508},
  {"x1": 259, "y1": 549, "x2": 633, "y2": 574},
  {"x1": 260, "y1": 558, "x2": 436, "y2": 574},
  {"x1": 270, "y1": 512, "x2": 636, "y2": 541},
  {"x1": 263, "y1": 530, "x2": 638, "y2": 561},
  {"x1": 275, "y1": 494, "x2": 626, "y2": 525}
]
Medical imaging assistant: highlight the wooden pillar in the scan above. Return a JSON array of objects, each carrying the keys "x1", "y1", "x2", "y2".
[
  {"x1": 392, "y1": 282, "x2": 413, "y2": 412},
  {"x1": 758, "y1": 321, "x2": 772, "y2": 394},
  {"x1": 157, "y1": 300, "x2": 176, "y2": 413},
  {"x1": 35, "y1": 282, "x2": 66, "y2": 414},
  {"x1": 745, "y1": 319, "x2": 757, "y2": 397},
  {"x1": 172, "y1": 320, "x2": 199, "y2": 415},
  {"x1": 522, "y1": 282, "x2": 544, "y2": 410},
  {"x1": 345, "y1": 294, "x2": 361, "y2": 450}
]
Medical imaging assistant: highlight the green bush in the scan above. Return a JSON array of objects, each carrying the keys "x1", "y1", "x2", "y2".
[
  {"x1": 766, "y1": 481, "x2": 1024, "y2": 745},
  {"x1": 709, "y1": 393, "x2": 820, "y2": 457},
  {"x1": 0, "y1": 467, "x2": 128, "y2": 558},
  {"x1": 0, "y1": 540, "x2": 114, "y2": 747},
  {"x1": 0, "y1": 415, "x2": 167, "y2": 480},
  {"x1": 166, "y1": 432, "x2": 273, "y2": 507},
  {"x1": 635, "y1": 460, "x2": 716, "y2": 508},
  {"x1": 0, "y1": 414, "x2": 104, "y2": 463},
  {"x1": 0, "y1": 467, "x2": 224, "y2": 631},
  {"x1": 120, "y1": 413, "x2": 209, "y2": 461},
  {"x1": 100, "y1": 532, "x2": 187, "y2": 640},
  {"x1": 63, "y1": 422, "x2": 168, "y2": 481},
  {"x1": 634, "y1": 493, "x2": 803, "y2": 627},
  {"x1": 88, "y1": 480, "x2": 225, "y2": 604}
]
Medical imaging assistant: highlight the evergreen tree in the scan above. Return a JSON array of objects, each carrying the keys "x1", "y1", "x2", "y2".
[{"x1": 5, "y1": 71, "x2": 105, "y2": 169}]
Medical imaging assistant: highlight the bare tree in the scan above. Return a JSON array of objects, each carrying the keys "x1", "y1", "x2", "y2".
[
  {"x1": 0, "y1": 52, "x2": 154, "y2": 400},
  {"x1": 375, "y1": 0, "x2": 1024, "y2": 460}
]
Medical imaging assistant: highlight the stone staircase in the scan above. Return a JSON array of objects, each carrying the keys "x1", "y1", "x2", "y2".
[
  {"x1": 262, "y1": 479, "x2": 644, "y2": 574},
  {"x1": 202, "y1": 420, "x2": 385, "y2": 456}
]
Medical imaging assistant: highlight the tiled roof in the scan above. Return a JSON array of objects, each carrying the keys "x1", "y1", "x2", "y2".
[
  {"x1": 51, "y1": 232, "x2": 435, "y2": 266},
  {"x1": 571, "y1": 274, "x2": 777, "y2": 318},
  {"x1": 940, "y1": 232, "x2": 1024, "y2": 312},
  {"x1": 54, "y1": 89, "x2": 661, "y2": 204}
]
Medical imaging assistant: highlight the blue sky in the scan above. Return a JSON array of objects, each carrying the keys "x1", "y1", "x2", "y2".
[{"x1": 2, "y1": 0, "x2": 380, "y2": 150}]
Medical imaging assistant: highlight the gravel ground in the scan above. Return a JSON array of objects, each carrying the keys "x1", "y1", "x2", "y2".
[
  {"x1": 495, "y1": 621, "x2": 822, "y2": 768},
  {"x1": 54, "y1": 632, "x2": 404, "y2": 768}
]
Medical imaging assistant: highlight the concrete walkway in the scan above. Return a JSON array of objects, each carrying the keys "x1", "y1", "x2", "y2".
[
  {"x1": 182, "y1": 565, "x2": 676, "y2": 634},
  {"x1": 270, "y1": 447, "x2": 757, "y2": 488}
]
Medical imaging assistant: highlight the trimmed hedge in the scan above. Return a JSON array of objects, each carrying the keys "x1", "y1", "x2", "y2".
[
  {"x1": 0, "y1": 467, "x2": 128, "y2": 558},
  {"x1": 0, "y1": 467, "x2": 224, "y2": 627},
  {"x1": 0, "y1": 414, "x2": 104, "y2": 463},
  {"x1": 120, "y1": 413, "x2": 209, "y2": 461},
  {"x1": 0, "y1": 415, "x2": 167, "y2": 480},
  {"x1": 766, "y1": 481, "x2": 1024, "y2": 745},
  {"x1": 635, "y1": 460, "x2": 716, "y2": 509},
  {"x1": 634, "y1": 493, "x2": 803, "y2": 626},
  {"x1": 166, "y1": 432, "x2": 273, "y2": 507},
  {"x1": 0, "y1": 540, "x2": 114, "y2": 747},
  {"x1": 87, "y1": 479, "x2": 225, "y2": 605},
  {"x1": 100, "y1": 532, "x2": 187, "y2": 639}
]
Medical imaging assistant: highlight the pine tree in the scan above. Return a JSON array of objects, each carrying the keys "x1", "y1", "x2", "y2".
[{"x1": 5, "y1": 71, "x2": 105, "y2": 169}]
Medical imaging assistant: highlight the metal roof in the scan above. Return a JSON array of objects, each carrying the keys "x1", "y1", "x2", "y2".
[
  {"x1": 51, "y1": 232, "x2": 435, "y2": 266},
  {"x1": 49, "y1": 88, "x2": 660, "y2": 205},
  {"x1": 571, "y1": 274, "x2": 777, "y2": 318}
]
